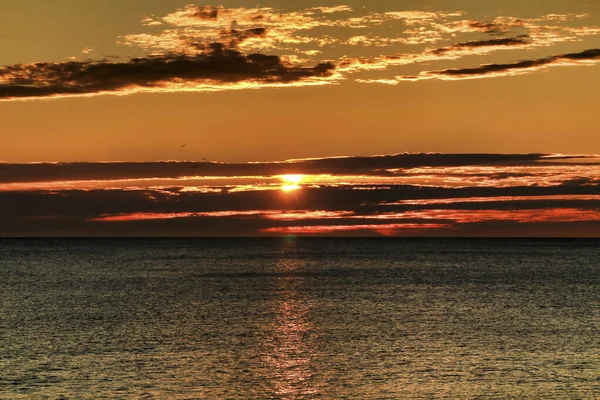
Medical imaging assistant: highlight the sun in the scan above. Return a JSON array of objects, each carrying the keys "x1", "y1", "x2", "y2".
[
  {"x1": 280, "y1": 174, "x2": 304, "y2": 192},
  {"x1": 281, "y1": 174, "x2": 303, "y2": 183},
  {"x1": 281, "y1": 184, "x2": 301, "y2": 192}
]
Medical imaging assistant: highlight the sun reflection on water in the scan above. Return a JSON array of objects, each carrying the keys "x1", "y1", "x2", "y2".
[{"x1": 255, "y1": 244, "x2": 321, "y2": 399}]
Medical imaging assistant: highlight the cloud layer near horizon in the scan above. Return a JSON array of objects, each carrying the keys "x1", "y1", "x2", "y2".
[{"x1": 1, "y1": 153, "x2": 599, "y2": 237}]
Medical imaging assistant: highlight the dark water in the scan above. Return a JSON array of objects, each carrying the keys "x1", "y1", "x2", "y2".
[{"x1": 1, "y1": 238, "x2": 599, "y2": 399}]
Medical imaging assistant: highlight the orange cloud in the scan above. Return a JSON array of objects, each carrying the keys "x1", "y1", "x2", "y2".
[
  {"x1": 264, "y1": 211, "x2": 354, "y2": 220},
  {"x1": 261, "y1": 223, "x2": 452, "y2": 235},
  {"x1": 2, "y1": 153, "x2": 599, "y2": 236},
  {"x1": 4, "y1": 5, "x2": 599, "y2": 103},
  {"x1": 340, "y1": 36, "x2": 533, "y2": 74},
  {"x1": 2, "y1": 154, "x2": 598, "y2": 191},
  {"x1": 350, "y1": 208, "x2": 600, "y2": 224},
  {"x1": 90, "y1": 210, "x2": 273, "y2": 222},
  {"x1": 90, "y1": 210, "x2": 354, "y2": 222},
  {"x1": 390, "y1": 194, "x2": 600, "y2": 206}
]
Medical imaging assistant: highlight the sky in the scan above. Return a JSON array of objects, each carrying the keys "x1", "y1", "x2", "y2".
[{"x1": 1, "y1": 1, "x2": 599, "y2": 236}]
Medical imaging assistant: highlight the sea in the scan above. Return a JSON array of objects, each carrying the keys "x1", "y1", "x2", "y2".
[{"x1": 1, "y1": 238, "x2": 599, "y2": 399}]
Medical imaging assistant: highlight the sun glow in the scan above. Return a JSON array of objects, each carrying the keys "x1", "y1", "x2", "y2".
[
  {"x1": 281, "y1": 174, "x2": 304, "y2": 183},
  {"x1": 280, "y1": 174, "x2": 304, "y2": 192},
  {"x1": 281, "y1": 184, "x2": 301, "y2": 192}
]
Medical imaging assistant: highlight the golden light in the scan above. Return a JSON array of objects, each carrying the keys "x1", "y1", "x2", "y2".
[
  {"x1": 281, "y1": 174, "x2": 304, "y2": 183},
  {"x1": 281, "y1": 184, "x2": 301, "y2": 192},
  {"x1": 279, "y1": 174, "x2": 304, "y2": 192}
]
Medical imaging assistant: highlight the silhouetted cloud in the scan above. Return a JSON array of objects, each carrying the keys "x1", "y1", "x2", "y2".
[
  {"x1": 1, "y1": 153, "x2": 591, "y2": 184},
  {"x1": 0, "y1": 152, "x2": 599, "y2": 235},
  {"x1": 431, "y1": 36, "x2": 530, "y2": 55},
  {"x1": 225, "y1": 27, "x2": 268, "y2": 46},
  {"x1": 399, "y1": 48, "x2": 600, "y2": 80},
  {"x1": 189, "y1": 5, "x2": 222, "y2": 20},
  {"x1": 1, "y1": 182, "x2": 600, "y2": 236},
  {"x1": 1, "y1": 152, "x2": 599, "y2": 236},
  {"x1": 0, "y1": 45, "x2": 335, "y2": 101},
  {"x1": 341, "y1": 35, "x2": 535, "y2": 75},
  {"x1": 464, "y1": 21, "x2": 505, "y2": 33}
]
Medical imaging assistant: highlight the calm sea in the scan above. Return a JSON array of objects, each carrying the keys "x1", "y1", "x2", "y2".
[{"x1": 1, "y1": 238, "x2": 599, "y2": 399}]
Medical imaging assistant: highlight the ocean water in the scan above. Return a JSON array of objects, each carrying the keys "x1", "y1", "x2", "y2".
[{"x1": 1, "y1": 238, "x2": 599, "y2": 399}]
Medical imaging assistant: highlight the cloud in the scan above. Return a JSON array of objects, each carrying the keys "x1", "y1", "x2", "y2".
[
  {"x1": 4, "y1": 5, "x2": 600, "y2": 100},
  {"x1": 224, "y1": 27, "x2": 268, "y2": 47},
  {"x1": 341, "y1": 35, "x2": 533, "y2": 74},
  {"x1": 396, "y1": 48, "x2": 600, "y2": 81},
  {"x1": 431, "y1": 36, "x2": 530, "y2": 55},
  {"x1": 2, "y1": 184, "x2": 599, "y2": 236},
  {"x1": 332, "y1": 10, "x2": 600, "y2": 77},
  {"x1": 260, "y1": 223, "x2": 451, "y2": 235},
  {"x1": 311, "y1": 6, "x2": 353, "y2": 14},
  {"x1": 459, "y1": 20, "x2": 506, "y2": 34},
  {"x1": 126, "y1": 6, "x2": 475, "y2": 58},
  {"x1": 2, "y1": 153, "x2": 592, "y2": 184},
  {"x1": 188, "y1": 5, "x2": 222, "y2": 20},
  {"x1": 383, "y1": 11, "x2": 465, "y2": 24},
  {"x1": 141, "y1": 16, "x2": 163, "y2": 26},
  {"x1": 0, "y1": 45, "x2": 336, "y2": 101},
  {"x1": 1, "y1": 152, "x2": 599, "y2": 236},
  {"x1": 162, "y1": 5, "x2": 322, "y2": 30},
  {"x1": 126, "y1": 5, "x2": 348, "y2": 54}
]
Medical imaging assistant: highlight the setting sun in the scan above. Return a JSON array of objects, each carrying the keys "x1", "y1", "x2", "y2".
[
  {"x1": 280, "y1": 174, "x2": 304, "y2": 192},
  {"x1": 281, "y1": 184, "x2": 301, "y2": 192},
  {"x1": 281, "y1": 174, "x2": 304, "y2": 184}
]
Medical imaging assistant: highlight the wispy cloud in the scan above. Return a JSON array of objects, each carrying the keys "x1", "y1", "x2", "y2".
[
  {"x1": 430, "y1": 36, "x2": 531, "y2": 55},
  {"x1": 2, "y1": 5, "x2": 600, "y2": 100},
  {"x1": 395, "y1": 48, "x2": 600, "y2": 81},
  {"x1": 343, "y1": 35, "x2": 533, "y2": 74}
]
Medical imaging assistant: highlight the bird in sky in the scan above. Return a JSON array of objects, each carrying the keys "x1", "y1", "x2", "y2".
[{"x1": 180, "y1": 143, "x2": 186, "y2": 148}]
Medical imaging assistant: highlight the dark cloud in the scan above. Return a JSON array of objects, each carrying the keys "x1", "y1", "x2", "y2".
[
  {"x1": 1, "y1": 153, "x2": 585, "y2": 184},
  {"x1": 467, "y1": 21, "x2": 505, "y2": 34},
  {"x1": 438, "y1": 57, "x2": 551, "y2": 76},
  {"x1": 1, "y1": 181, "x2": 599, "y2": 220},
  {"x1": 0, "y1": 45, "x2": 335, "y2": 100},
  {"x1": 432, "y1": 36, "x2": 530, "y2": 55},
  {"x1": 417, "y1": 48, "x2": 600, "y2": 79},
  {"x1": 1, "y1": 183, "x2": 599, "y2": 237},
  {"x1": 190, "y1": 5, "x2": 222, "y2": 20},
  {"x1": 2, "y1": 153, "x2": 598, "y2": 236},
  {"x1": 223, "y1": 27, "x2": 268, "y2": 46},
  {"x1": 560, "y1": 177, "x2": 598, "y2": 186},
  {"x1": 561, "y1": 48, "x2": 600, "y2": 60},
  {"x1": 186, "y1": 28, "x2": 268, "y2": 51}
]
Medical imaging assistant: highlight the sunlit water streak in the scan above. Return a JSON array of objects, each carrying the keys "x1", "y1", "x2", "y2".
[{"x1": 1, "y1": 238, "x2": 599, "y2": 398}]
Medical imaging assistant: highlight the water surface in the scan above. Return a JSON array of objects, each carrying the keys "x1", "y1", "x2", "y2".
[{"x1": 1, "y1": 238, "x2": 599, "y2": 398}]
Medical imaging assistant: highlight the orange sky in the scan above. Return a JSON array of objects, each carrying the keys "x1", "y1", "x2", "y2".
[
  {"x1": 1, "y1": 1, "x2": 599, "y2": 236},
  {"x1": 1, "y1": 1, "x2": 600, "y2": 163}
]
